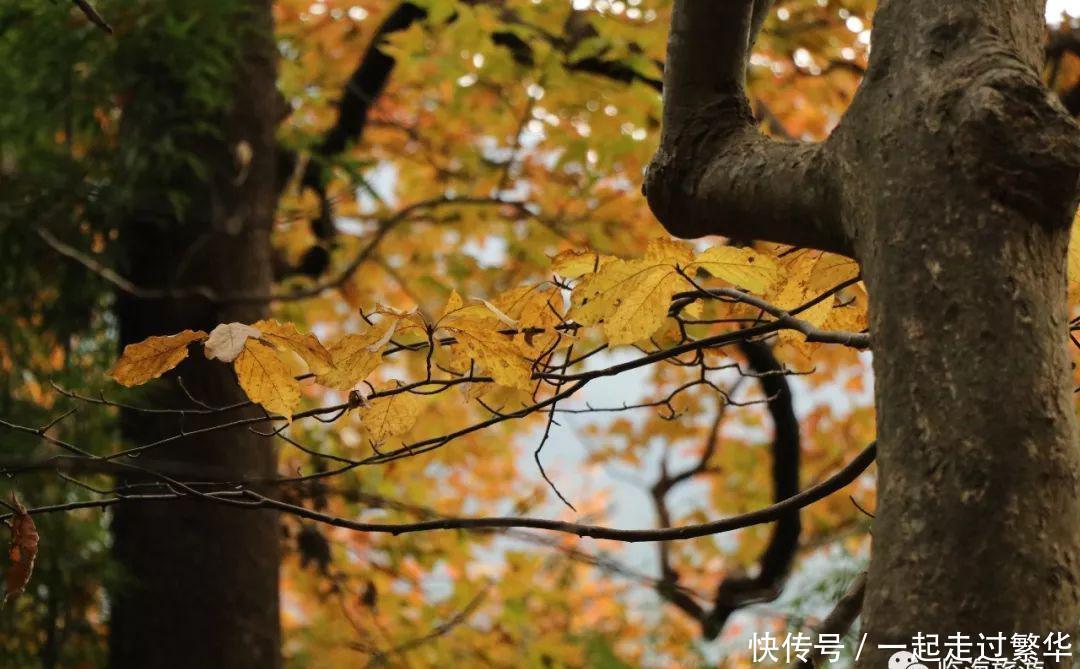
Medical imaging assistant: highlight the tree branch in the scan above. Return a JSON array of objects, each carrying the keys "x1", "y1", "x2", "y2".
[
  {"x1": 701, "y1": 339, "x2": 801, "y2": 639},
  {"x1": 72, "y1": 0, "x2": 111, "y2": 33},
  {"x1": 644, "y1": 0, "x2": 850, "y2": 256},
  {"x1": 3, "y1": 443, "x2": 876, "y2": 543},
  {"x1": 795, "y1": 571, "x2": 867, "y2": 668}
]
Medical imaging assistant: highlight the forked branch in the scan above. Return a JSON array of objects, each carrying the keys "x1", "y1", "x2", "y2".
[{"x1": 644, "y1": 0, "x2": 850, "y2": 255}]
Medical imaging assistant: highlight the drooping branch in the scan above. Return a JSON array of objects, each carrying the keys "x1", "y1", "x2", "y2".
[
  {"x1": 644, "y1": 0, "x2": 850, "y2": 256},
  {"x1": 649, "y1": 339, "x2": 805, "y2": 640},
  {"x1": 702, "y1": 339, "x2": 801, "y2": 639},
  {"x1": 0, "y1": 442, "x2": 876, "y2": 544}
]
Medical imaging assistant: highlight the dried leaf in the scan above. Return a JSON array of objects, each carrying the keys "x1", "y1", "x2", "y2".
[
  {"x1": 234, "y1": 339, "x2": 301, "y2": 420},
  {"x1": 204, "y1": 323, "x2": 263, "y2": 363},
  {"x1": 359, "y1": 386, "x2": 422, "y2": 444},
  {"x1": 4, "y1": 497, "x2": 38, "y2": 606},
  {"x1": 109, "y1": 330, "x2": 208, "y2": 387},
  {"x1": 477, "y1": 299, "x2": 518, "y2": 327},
  {"x1": 253, "y1": 319, "x2": 333, "y2": 375}
]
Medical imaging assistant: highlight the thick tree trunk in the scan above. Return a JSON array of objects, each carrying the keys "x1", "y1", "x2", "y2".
[
  {"x1": 109, "y1": 2, "x2": 282, "y2": 668},
  {"x1": 843, "y1": 2, "x2": 1080, "y2": 661},
  {"x1": 645, "y1": 0, "x2": 1080, "y2": 658}
]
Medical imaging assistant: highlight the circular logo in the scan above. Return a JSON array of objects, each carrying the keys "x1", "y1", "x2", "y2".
[{"x1": 888, "y1": 650, "x2": 929, "y2": 669}]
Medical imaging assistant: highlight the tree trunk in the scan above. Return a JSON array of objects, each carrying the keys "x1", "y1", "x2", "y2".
[
  {"x1": 845, "y1": 2, "x2": 1080, "y2": 660},
  {"x1": 645, "y1": 0, "x2": 1080, "y2": 657},
  {"x1": 109, "y1": 2, "x2": 282, "y2": 668}
]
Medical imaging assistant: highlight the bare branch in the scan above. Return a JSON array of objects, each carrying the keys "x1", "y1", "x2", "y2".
[
  {"x1": 72, "y1": 0, "x2": 111, "y2": 33},
  {"x1": 794, "y1": 571, "x2": 867, "y2": 669},
  {"x1": 2, "y1": 443, "x2": 876, "y2": 544}
]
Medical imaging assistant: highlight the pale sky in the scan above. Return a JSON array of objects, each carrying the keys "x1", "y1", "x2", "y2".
[{"x1": 1048, "y1": 0, "x2": 1080, "y2": 23}]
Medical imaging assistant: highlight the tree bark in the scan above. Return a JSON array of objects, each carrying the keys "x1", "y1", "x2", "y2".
[
  {"x1": 646, "y1": 0, "x2": 1080, "y2": 660},
  {"x1": 108, "y1": 2, "x2": 281, "y2": 668}
]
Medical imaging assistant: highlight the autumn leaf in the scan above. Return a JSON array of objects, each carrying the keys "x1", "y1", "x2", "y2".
[
  {"x1": 643, "y1": 238, "x2": 695, "y2": 265},
  {"x1": 443, "y1": 317, "x2": 534, "y2": 390},
  {"x1": 3, "y1": 496, "x2": 38, "y2": 606},
  {"x1": 570, "y1": 239, "x2": 695, "y2": 346},
  {"x1": 109, "y1": 330, "x2": 208, "y2": 387},
  {"x1": 688, "y1": 246, "x2": 779, "y2": 294},
  {"x1": 488, "y1": 285, "x2": 565, "y2": 354},
  {"x1": 769, "y1": 249, "x2": 860, "y2": 310},
  {"x1": 359, "y1": 386, "x2": 423, "y2": 444},
  {"x1": 822, "y1": 283, "x2": 870, "y2": 333},
  {"x1": 437, "y1": 290, "x2": 506, "y2": 325},
  {"x1": 316, "y1": 319, "x2": 398, "y2": 391},
  {"x1": 551, "y1": 250, "x2": 615, "y2": 279},
  {"x1": 770, "y1": 248, "x2": 863, "y2": 356},
  {"x1": 253, "y1": 319, "x2": 333, "y2": 375},
  {"x1": 432, "y1": 291, "x2": 536, "y2": 389},
  {"x1": 442, "y1": 290, "x2": 465, "y2": 317},
  {"x1": 204, "y1": 322, "x2": 263, "y2": 363},
  {"x1": 234, "y1": 339, "x2": 301, "y2": 420}
]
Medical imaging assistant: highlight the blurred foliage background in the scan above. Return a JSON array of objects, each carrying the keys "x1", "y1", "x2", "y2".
[{"x1": 6, "y1": 0, "x2": 1075, "y2": 667}]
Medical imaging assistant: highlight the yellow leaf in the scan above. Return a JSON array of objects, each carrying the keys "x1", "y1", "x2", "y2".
[
  {"x1": 551, "y1": 250, "x2": 613, "y2": 279},
  {"x1": 359, "y1": 386, "x2": 422, "y2": 444},
  {"x1": 204, "y1": 322, "x2": 262, "y2": 363},
  {"x1": 441, "y1": 290, "x2": 465, "y2": 320},
  {"x1": 489, "y1": 285, "x2": 565, "y2": 354},
  {"x1": 778, "y1": 297, "x2": 833, "y2": 349},
  {"x1": 770, "y1": 249, "x2": 859, "y2": 312},
  {"x1": 234, "y1": 339, "x2": 301, "y2": 420},
  {"x1": 253, "y1": 319, "x2": 333, "y2": 375},
  {"x1": 570, "y1": 259, "x2": 643, "y2": 327},
  {"x1": 568, "y1": 239, "x2": 697, "y2": 346},
  {"x1": 602, "y1": 262, "x2": 687, "y2": 345},
  {"x1": 690, "y1": 246, "x2": 779, "y2": 294},
  {"x1": 571, "y1": 259, "x2": 689, "y2": 346},
  {"x1": 643, "y1": 237, "x2": 695, "y2": 265},
  {"x1": 444, "y1": 317, "x2": 534, "y2": 390},
  {"x1": 109, "y1": 330, "x2": 208, "y2": 387},
  {"x1": 316, "y1": 325, "x2": 394, "y2": 391},
  {"x1": 771, "y1": 251, "x2": 863, "y2": 360},
  {"x1": 822, "y1": 283, "x2": 870, "y2": 333},
  {"x1": 807, "y1": 252, "x2": 860, "y2": 295}
]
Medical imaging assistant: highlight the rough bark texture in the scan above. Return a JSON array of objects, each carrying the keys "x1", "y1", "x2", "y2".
[
  {"x1": 844, "y1": 1, "x2": 1080, "y2": 659},
  {"x1": 646, "y1": 0, "x2": 1080, "y2": 659},
  {"x1": 109, "y1": 2, "x2": 281, "y2": 668}
]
